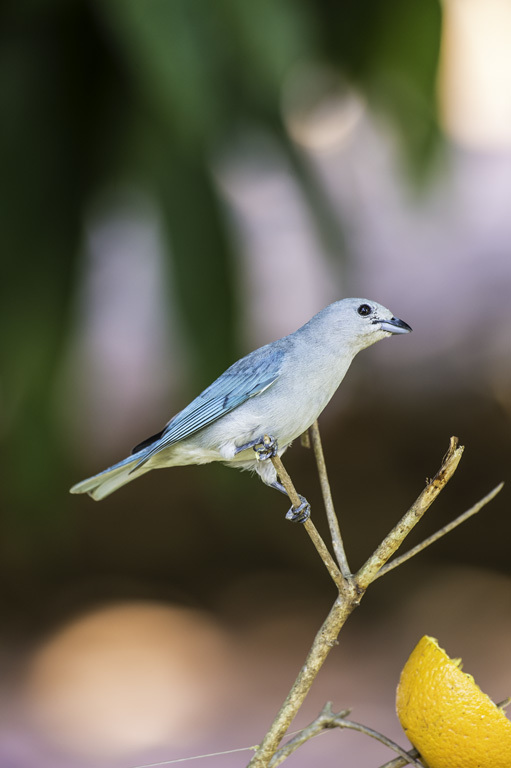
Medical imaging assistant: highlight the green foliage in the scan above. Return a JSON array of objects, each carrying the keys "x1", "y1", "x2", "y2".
[
  {"x1": 0, "y1": 0, "x2": 442, "y2": 513},
  {"x1": 316, "y1": 0, "x2": 442, "y2": 173}
]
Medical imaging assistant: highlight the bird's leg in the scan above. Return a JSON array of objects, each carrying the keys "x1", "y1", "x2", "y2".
[
  {"x1": 237, "y1": 437, "x2": 310, "y2": 521},
  {"x1": 234, "y1": 434, "x2": 278, "y2": 461},
  {"x1": 271, "y1": 481, "x2": 311, "y2": 524}
]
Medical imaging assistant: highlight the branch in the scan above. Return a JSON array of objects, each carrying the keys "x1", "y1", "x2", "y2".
[
  {"x1": 268, "y1": 703, "x2": 350, "y2": 767},
  {"x1": 248, "y1": 436, "x2": 502, "y2": 767},
  {"x1": 309, "y1": 421, "x2": 351, "y2": 578},
  {"x1": 377, "y1": 747, "x2": 423, "y2": 768},
  {"x1": 356, "y1": 437, "x2": 463, "y2": 590},
  {"x1": 375, "y1": 482, "x2": 504, "y2": 579},
  {"x1": 270, "y1": 452, "x2": 347, "y2": 593},
  {"x1": 269, "y1": 703, "x2": 424, "y2": 768},
  {"x1": 247, "y1": 594, "x2": 357, "y2": 768},
  {"x1": 329, "y1": 717, "x2": 424, "y2": 768},
  {"x1": 300, "y1": 430, "x2": 311, "y2": 449}
]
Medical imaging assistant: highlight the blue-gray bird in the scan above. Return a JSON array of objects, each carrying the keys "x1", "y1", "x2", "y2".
[{"x1": 70, "y1": 298, "x2": 411, "y2": 520}]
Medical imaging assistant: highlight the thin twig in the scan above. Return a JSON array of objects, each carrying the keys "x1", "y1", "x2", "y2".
[
  {"x1": 330, "y1": 717, "x2": 424, "y2": 768},
  {"x1": 356, "y1": 437, "x2": 464, "y2": 590},
  {"x1": 300, "y1": 430, "x2": 311, "y2": 449},
  {"x1": 309, "y1": 420, "x2": 351, "y2": 578},
  {"x1": 269, "y1": 703, "x2": 350, "y2": 767},
  {"x1": 270, "y1": 451, "x2": 346, "y2": 593},
  {"x1": 375, "y1": 482, "x2": 504, "y2": 579},
  {"x1": 269, "y1": 702, "x2": 423, "y2": 768},
  {"x1": 377, "y1": 747, "x2": 423, "y2": 768}
]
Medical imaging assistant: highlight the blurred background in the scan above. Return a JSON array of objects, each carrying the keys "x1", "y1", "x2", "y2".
[{"x1": 1, "y1": 1, "x2": 511, "y2": 766}]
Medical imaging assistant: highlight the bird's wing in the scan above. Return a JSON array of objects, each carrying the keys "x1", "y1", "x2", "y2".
[{"x1": 131, "y1": 344, "x2": 285, "y2": 470}]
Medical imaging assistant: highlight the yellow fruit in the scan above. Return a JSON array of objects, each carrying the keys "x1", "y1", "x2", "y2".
[{"x1": 396, "y1": 635, "x2": 511, "y2": 768}]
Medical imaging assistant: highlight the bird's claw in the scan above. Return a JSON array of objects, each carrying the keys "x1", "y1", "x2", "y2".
[
  {"x1": 254, "y1": 434, "x2": 278, "y2": 461},
  {"x1": 285, "y1": 495, "x2": 311, "y2": 523}
]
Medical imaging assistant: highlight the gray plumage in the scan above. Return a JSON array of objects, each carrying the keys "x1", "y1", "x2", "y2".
[{"x1": 70, "y1": 298, "x2": 411, "y2": 502}]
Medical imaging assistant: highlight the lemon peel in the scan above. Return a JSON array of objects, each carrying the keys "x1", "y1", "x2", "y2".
[{"x1": 396, "y1": 635, "x2": 511, "y2": 768}]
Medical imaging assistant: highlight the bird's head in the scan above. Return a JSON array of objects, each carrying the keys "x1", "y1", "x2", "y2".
[{"x1": 318, "y1": 298, "x2": 412, "y2": 353}]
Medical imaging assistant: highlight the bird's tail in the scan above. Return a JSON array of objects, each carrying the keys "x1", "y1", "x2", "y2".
[{"x1": 69, "y1": 451, "x2": 150, "y2": 501}]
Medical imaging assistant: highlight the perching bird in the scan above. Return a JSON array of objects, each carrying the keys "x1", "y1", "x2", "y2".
[{"x1": 70, "y1": 298, "x2": 411, "y2": 521}]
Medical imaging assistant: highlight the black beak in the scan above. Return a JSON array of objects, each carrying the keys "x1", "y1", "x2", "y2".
[{"x1": 377, "y1": 316, "x2": 412, "y2": 335}]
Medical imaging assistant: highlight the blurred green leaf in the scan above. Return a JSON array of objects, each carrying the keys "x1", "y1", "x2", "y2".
[
  {"x1": 99, "y1": 0, "x2": 220, "y2": 148},
  {"x1": 158, "y1": 147, "x2": 240, "y2": 389},
  {"x1": 317, "y1": 0, "x2": 442, "y2": 173}
]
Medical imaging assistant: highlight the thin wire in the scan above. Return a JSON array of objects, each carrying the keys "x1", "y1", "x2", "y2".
[
  {"x1": 130, "y1": 729, "x2": 305, "y2": 768},
  {"x1": 130, "y1": 745, "x2": 257, "y2": 768}
]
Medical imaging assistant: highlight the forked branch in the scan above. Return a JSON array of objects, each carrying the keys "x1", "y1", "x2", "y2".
[
  {"x1": 247, "y1": 431, "x2": 502, "y2": 767},
  {"x1": 269, "y1": 702, "x2": 424, "y2": 768},
  {"x1": 356, "y1": 436, "x2": 463, "y2": 590}
]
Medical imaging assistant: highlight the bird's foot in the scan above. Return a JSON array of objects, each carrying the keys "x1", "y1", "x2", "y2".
[
  {"x1": 234, "y1": 433, "x2": 278, "y2": 460},
  {"x1": 285, "y1": 495, "x2": 311, "y2": 524},
  {"x1": 254, "y1": 434, "x2": 278, "y2": 461}
]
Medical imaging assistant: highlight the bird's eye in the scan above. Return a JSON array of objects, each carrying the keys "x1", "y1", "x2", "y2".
[{"x1": 357, "y1": 304, "x2": 372, "y2": 316}]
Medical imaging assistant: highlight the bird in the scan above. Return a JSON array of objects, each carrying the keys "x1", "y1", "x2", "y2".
[{"x1": 70, "y1": 298, "x2": 411, "y2": 521}]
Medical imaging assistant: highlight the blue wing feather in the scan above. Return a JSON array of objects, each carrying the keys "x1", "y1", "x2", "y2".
[{"x1": 132, "y1": 343, "x2": 285, "y2": 469}]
